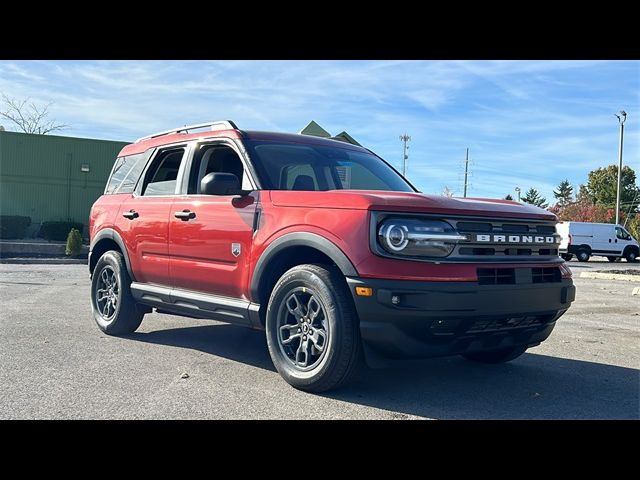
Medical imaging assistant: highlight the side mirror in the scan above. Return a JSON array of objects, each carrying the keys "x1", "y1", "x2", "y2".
[{"x1": 200, "y1": 172, "x2": 240, "y2": 195}]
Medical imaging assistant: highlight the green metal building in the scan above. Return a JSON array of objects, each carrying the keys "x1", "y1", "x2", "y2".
[{"x1": 0, "y1": 130, "x2": 127, "y2": 235}]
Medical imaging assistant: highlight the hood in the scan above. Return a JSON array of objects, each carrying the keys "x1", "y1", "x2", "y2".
[{"x1": 269, "y1": 190, "x2": 557, "y2": 221}]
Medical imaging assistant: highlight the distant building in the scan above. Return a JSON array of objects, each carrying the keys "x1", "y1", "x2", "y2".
[
  {"x1": 299, "y1": 121, "x2": 361, "y2": 146},
  {"x1": 0, "y1": 130, "x2": 127, "y2": 235}
]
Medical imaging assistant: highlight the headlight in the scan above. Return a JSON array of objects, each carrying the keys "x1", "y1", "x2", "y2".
[{"x1": 377, "y1": 217, "x2": 466, "y2": 258}]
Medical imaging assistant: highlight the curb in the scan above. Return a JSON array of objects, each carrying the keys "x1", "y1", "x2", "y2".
[
  {"x1": 0, "y1": 258, "x2": 87, "y2": 265},
  {"x1": 579, "y1": 272, "x2": 640, "y2": 283}
]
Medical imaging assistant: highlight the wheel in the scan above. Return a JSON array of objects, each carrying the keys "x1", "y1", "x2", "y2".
[
  {"x1": 625, "y1": 249, "x2": 638, "y2": 263},
  {"x1": 91, "y1": 250, "x2": 144, "y2": 335},
  {"x1": 577, "y1": 250, "x2": 590, "y2": 262},
  {"x1": 265, "y1": 264, "x2": 362, "y2": 392},
  {"x1": 607, "y1": 256, "x2": 620, "y2": 263},
  {"x1": 561, "y1": 254, "x2": 573, "y2": 261},
  {"x1": 462, "y1": 345, "x2": 528, "y2": 364}
]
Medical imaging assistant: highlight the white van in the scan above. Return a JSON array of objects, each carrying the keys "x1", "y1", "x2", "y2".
[{"x1": 557, "y1": 222, "x2": 639, "y2": 262}]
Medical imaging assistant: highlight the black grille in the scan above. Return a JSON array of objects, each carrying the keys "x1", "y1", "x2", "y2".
[
  {"x1": 477, "y1": 267, "x2": 561, "y2": 285},
  {"x1": 532, "y1": 267, "x2": 561, "y2": 283},
  {"x1": 466, "y1": 314, "x2": 554, "y2": 333},
  {"x1": 477, "y1": 268, "x2": 516, "y2": 285},
  {"x1": 447, "y1": 217, "x2": 560, "y2": 262}
]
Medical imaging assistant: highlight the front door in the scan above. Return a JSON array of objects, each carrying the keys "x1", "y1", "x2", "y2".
[
  {"x1": 168, "y1": 142, "x2": 257, "y2": 300},
  {"x1": 115, "y1": 146, "x2": 187, "y2": 285}
]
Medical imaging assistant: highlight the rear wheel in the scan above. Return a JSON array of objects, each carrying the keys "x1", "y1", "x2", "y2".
[
  {"x1": 607, "y1": 256, "x2": 620, "y2": 263},
  {"x1": 625, "y1": 249, "x2": 638, "y2": 263},
  {"x1": 462, "y1": 345, "x2": 528, "y2": 364},
  {"x1": 91, "y1": 250, "x2": 144, "y2": 335},
  {"x1": 577, "y1": 249, "x2": 590, "y2": 262},
  {"x1": 561, "y1": 254, "x2": 573, "y2": 261},
  {"x1": 265, "y1": 264, "x2": 362, "y2": 392}
]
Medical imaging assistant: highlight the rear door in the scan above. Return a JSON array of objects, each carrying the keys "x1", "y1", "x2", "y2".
[
  {"x1": 168, "y1": 140, "x2": 258, "y2": 300},
  {"x1": 115, "y1": 145, "x2": 188, "y2": 285}
]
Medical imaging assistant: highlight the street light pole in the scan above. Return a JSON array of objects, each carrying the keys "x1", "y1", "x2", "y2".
[
  {"x1": 615, "y1": 111, "x2": 627, "y2": 226},
  {"x1": 515, "y1": 187, "x2": 521, "y2": 202}
]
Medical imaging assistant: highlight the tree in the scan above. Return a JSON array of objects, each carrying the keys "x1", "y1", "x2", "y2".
[
  {"x1": 0, "y1": 93, "x2": 68, "y2": 134},
  {"x1": 580, "y1": 165, "x2": 639, "y2": 213},
  {"x1": 553, "y1": 179, "x2": 574, "y2": 207},
  {"x1": 442, "y1": 186, "x2": 454, "y2": 197},
  {"x1": 521, "y1": 187, "x2": 548, "y2": 208},
  {"x1": 504, "y1": 194, "x2": 514, "y2": 200}
]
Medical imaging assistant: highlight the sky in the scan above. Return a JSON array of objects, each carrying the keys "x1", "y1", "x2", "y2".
[{"x1": 0, "y1": 60, "x2": 638, "y2": 202}]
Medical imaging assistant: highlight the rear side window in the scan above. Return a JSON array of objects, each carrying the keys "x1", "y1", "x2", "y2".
[
  {"x1": 141, "y1": 148, "x2": 185, "y2": 196},
  {"x1": 104, "y1": 153, "x2": 148, "y2": 194}
]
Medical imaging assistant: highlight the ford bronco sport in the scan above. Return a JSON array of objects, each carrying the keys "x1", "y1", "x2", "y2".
[{"x1": 89, "y1": 120, "x2": 575, "y2": 392}]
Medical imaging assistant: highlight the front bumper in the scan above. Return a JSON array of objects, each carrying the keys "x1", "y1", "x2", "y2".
[{"x1": 346, "y1": 276, "x2": 575, "y2": 362}]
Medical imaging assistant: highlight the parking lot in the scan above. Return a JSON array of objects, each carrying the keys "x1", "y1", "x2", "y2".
[{"x1": 1, "y1": 260, "x2": 638, "y2": 419}]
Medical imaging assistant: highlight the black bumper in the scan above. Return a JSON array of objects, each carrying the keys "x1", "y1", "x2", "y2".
[{"x1": 346, "y1": 276, "x2": 575, "y2": 362}]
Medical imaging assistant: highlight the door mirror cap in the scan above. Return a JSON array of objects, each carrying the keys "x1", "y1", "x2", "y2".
[{"x1": 200, "y1": 172, "x2": 244, "y2": 195}]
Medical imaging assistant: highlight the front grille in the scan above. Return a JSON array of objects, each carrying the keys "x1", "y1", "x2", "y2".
[
  {"x1": 447, "y1": 217, "x2": 560, "y2": 262},
  {"x1": 477, "y1": 267, "x2": 561, "y2": 285}
]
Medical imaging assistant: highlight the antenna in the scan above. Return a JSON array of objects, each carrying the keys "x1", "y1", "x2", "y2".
[{"x1": 399, "y1": 133, "x2": 411, "y2": 176}]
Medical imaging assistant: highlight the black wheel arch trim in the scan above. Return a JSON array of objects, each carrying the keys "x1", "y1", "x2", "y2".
[
  {"x1": 250, "y1": 232, "x2": 358, "y2": 302},
  {"x1": 89, "y1": 228, "x2": 135, "y2": 281}
]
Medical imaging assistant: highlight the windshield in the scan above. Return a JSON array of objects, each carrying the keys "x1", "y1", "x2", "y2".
[{"x1": 245, "y1": 140, "x2": 415, "y2": 192}]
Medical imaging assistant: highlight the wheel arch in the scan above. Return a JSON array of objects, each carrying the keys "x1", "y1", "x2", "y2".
[
  {"x1": 89, "y1": 228, "x2": 135, "y2": 281},
  {"x1": 250, "y1": 232, "x2": 358, "y2": 317}
]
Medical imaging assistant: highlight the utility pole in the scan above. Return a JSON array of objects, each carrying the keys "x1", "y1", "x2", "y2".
[
  {"x1": 615, "y1": 111, "x2": 627, "y2": 226},
  {"x1": 463, "y1": 147, "x2": 470, "y2": 198},
  {"x1": 399, "y1": 133, "x2": 411, "y2": 176}
]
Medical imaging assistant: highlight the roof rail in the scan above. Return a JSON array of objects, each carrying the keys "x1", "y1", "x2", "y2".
[{"x1": 135, "y1": 120, "x2": 239, "y2": 143}]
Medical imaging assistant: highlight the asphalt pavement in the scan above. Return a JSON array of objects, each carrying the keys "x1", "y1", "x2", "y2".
[{"x1": 1, "y1": 260, "x2": 638, "y2": 419}]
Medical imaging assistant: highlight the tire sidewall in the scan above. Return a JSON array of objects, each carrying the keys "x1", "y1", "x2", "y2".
[
  {"x1": 91, "y1": 251, "x2": 125, "y2": 333},
  {"x1": 265, "y1": 268, "x2": 343, "y2": 386},
  {"x1": 577, "y1": 250, "x2": 590, "y2": 262}
]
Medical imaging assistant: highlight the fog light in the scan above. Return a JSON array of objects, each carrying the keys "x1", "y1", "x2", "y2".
[
  {"x1": 391, "y1": 295, "x2": 400, "y2": 305},
  {"x1": 355, "y1": 286, "x2": 373, "y2": 297}
]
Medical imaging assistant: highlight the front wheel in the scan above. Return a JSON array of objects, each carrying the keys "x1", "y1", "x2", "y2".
[
  {"x1": 265, "y1": 264, "x2": 362, "y2": 392},
  {"x1": 91, "y1": 250, "x2": 144, "y2": 335},
  {"x1": 577, "y1": 250, "x2": 590, "y2": 262},
  {"x1": 625, "y1": 249, "x2": 638, "y2": 263},
  {"x1": 462, "y1": 345, "x2": 528, "y2": 364}
]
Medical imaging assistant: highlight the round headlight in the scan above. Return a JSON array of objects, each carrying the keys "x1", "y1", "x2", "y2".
[
  {"x1": 382, "y1": 223, "x2": 409, "y2": 251},
  {"x1": 377, "y1": 217, "x2": 463, "y2": 258}
]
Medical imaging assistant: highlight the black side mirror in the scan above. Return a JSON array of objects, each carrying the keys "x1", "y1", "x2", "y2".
[{"x1": 200, "y1": 172, "x2": 240, "y2": 195}]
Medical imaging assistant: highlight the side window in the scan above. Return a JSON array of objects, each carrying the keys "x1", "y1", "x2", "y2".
[
  {"x1": 141, "y1": 148, "x2": 185, "y2": 196},
  {"x1": 105, "y1": 157, "x2": 126, "y2": 194},
  {"x1": 188, "y1": 144, "x2": 250, "y2": 194},
  {"x1": 282, "y1": 164, "x2": 319, "y2": 191},
  {"x1": 616, "y1": 227, "x2": 631, "y2": 240},
  {"x1": 116, "y1": 153, "x2": 149, "y2": 194}
]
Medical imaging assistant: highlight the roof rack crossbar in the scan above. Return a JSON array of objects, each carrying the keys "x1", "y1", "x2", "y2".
[{"x1": 135, "y1": 120, "x2": 238, "y2": 143}]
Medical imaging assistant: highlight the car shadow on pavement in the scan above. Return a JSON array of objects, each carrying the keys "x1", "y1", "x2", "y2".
[{"x1": 129, "y1": 324, "x2": 639, "y2": 419}]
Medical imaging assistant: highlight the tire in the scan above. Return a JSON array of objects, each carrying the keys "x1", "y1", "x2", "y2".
[
  {"x1": 561, "y1": 254, "x2": 573, "y2": 261},
  {"x1": 265, "y1": 264, "x2": 362, "y2": 392},
  {"x1": 91, "y1": 250, "x2": 144, "y2": 335},
  {"x1": 462, "y1": 345, "x2": 528, "y2": 364},
  {"x1": 625, "y1": 249, "x2": 638, "y2": 263},
  {"x1": 607, "y1": 256, "x2": 620, "y2": 263},
  {"x1": 577, "y1": 249, "x2": 590, "y2": 262}
]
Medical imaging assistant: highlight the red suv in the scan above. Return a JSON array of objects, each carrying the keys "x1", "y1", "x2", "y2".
[{"x1": 89, "y1": 121, "x2": 575, "y2": 392}]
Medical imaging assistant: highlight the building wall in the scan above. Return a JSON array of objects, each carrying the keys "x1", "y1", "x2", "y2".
[{"x1": 0, "y1": 131, "x2": 128, "y2": 234}]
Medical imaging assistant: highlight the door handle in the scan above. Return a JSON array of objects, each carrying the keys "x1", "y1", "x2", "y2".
[
  {"x1": 122, "y1": 210, "x2": 139, "y2": 220},
  {"x1": 174, "y1": 210, "x2": 196, "y2": 221},
  {"x1": 609, "y1": 239, "x2": 612, "y2": 243}
]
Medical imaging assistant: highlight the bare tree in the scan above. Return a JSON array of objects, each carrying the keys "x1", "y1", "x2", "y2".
[
  {"x1": 1, "y1": 93, "x2": 68, "y2": 134},
  {"x1": 442, "y1": 186, "x2": 455, "y2": 197}
]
